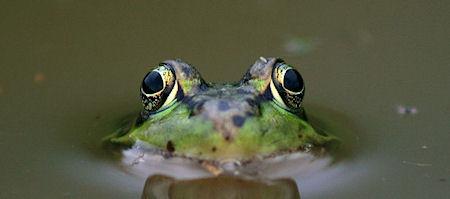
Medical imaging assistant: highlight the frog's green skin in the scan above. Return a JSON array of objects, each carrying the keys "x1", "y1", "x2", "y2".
[{"x1": 107, "y1": 57, "x2": 337, "y2": 161}]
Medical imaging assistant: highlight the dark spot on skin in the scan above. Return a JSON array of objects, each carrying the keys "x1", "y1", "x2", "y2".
[
  {"x1": 218, "y1": 100, "x2": 230, "y2": 111},
  {"x1": 211, "y1": 147, "x2": 217, "y2": 152},
  {"x1": 166, "y1": 141, "x2": 175, "y2": 152},
  {"x1": 232, "y1": 115, "x2": 246, "y2": 127},
  {"x1": 181, "y1": 65, "x2": 191, "y2": 75}
]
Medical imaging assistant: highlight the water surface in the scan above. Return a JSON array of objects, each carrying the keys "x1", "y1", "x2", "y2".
[{"x1": 0, "y1": 1, "x2": 449, "y2": 198}]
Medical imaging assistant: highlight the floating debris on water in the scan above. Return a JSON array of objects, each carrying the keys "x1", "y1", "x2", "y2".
[
  {"x1": 421, "y1": 145, "x2": 428, "y2": 149},
  {"x1": 283, "y1": 37, "x2": 318, "y2": 55},
  {"x1": 34, "y1": 72, "x2": 46, "y2": 83},
  {"x1": 397, "y1": 105, "x2": 418, "y2": 115},
  {"x1": 402, "y1": 160, "x2": 432, "y2": 167}
]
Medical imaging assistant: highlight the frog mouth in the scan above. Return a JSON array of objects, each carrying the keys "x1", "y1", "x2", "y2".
[{"x1": 119, "y1": 140, "x2": 331, "y2": 178}]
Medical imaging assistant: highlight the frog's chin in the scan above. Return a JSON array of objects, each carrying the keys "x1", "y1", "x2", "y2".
[{"x1": 118, "y1": 141, "x2": 334, "y2": 180}]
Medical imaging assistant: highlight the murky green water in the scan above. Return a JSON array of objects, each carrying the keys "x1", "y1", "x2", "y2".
[{"x1": 1, "y1": 1, "x2": 449, "y2": 198}]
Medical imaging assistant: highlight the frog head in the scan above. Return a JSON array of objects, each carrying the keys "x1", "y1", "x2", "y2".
[{"x1": 108, "y1": 57, "x2": 336, "y2": 161}]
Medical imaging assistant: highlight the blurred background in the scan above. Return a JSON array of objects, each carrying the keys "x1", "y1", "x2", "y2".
[{"x1": 0, "y1": 0, "x2": 448, "y2": 198}]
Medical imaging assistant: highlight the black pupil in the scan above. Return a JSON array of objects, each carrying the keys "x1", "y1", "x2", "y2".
[
  {"x1": 142, "y1": 71, "x2": 164, "y2": 94},
  {"x1": 283, "y1": 69, "x2": 303, "y2": 92}
]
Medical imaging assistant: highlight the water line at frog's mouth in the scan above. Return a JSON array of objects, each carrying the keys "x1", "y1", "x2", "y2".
[{"x1": 119, "y1": 140, "x2": 335, "y2": 179}]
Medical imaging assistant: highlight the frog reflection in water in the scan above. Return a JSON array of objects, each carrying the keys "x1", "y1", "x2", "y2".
[{"x1": 106, "y1": 57, "x2": 337, "y2": 174}]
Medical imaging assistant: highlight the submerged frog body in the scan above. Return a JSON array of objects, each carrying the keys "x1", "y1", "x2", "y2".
[{"x1": 107, "y1": 57, "x2": 337, "y2": 163}]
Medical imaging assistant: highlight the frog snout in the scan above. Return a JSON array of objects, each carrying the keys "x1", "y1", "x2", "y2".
[{"x1": 193, "y1": 99, "x2": 257, "y2": 139}]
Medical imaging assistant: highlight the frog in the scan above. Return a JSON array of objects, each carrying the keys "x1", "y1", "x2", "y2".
[{"x1": 105, "y1": 57, "x2": 338, "y2": 173}]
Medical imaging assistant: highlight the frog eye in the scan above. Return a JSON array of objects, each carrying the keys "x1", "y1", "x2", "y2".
[
  {"x1": 140, "y1": 64, "x2": 180, "y2": 112},
  {"x1": 270, "y1": 62, "x2": 305, "y2": 112}
]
